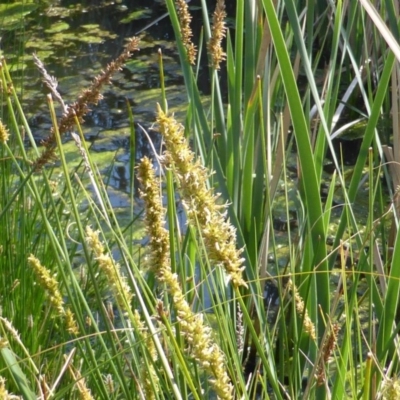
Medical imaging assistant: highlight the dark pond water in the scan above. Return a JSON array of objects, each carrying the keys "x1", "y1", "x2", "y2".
[{"x1": 0, "y1": 0, "x2": 207, "y2": 202}]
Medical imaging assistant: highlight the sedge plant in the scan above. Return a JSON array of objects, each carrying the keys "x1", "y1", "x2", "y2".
[{"x1": 1, "y1": 1, "x2": 400, "y2": 399}]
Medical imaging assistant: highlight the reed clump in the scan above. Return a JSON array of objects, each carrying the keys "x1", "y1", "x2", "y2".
[
  {"x1": 132, "y1": 310, "x2": 160, "y2": 400},
  {"x1": 0, "y1": 119, "x2": 9, "y2": 143},
  {"x1": 137, "y1": 156, "x2": 233, "y2": 400},
  {"x1": 0, "y1": 376, "x2": 20, "y2": 400},
  {"x1": 175, "y1": 0, "x2": 197, "y2": 64},
  {"x1": 156, "y1": 105, "x2": 246, "y2": 288},
  {"x1": 28, "y1": 255, "x2": 79, "y2": 335},
  {"x1": 287, "y1": 278, "x2": 316, "y2": 340},
  {"x1": 208, "y1": 0, "x2": 227, "y2": 70},
  {"x1": 85, "y1": 226, "x2": 133, "y2": 313}
]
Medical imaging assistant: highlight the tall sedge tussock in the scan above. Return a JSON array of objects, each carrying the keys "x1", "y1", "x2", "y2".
[
  {"x1": 175, "y1": 0, "x2": 197, "y2": 64},
  {"x1": 382, "y1": 376, "x2": 400, "y2": 399},
  {"x1": 208, "y1": 0, "x2": 227, "y2": 70},
  {"x1": 2, "y1": 0, "x2": 397, "y2": 397},
  {"x1": 68, "y1": 362, "x2": 94, "y2": 400},
  {"x1": 156, "y1": 105, "x2": 247, "y2": 288},
  {"x1": 315, "y1": 322, "x2": 340, "y2": 385},
  {"x1": 137, "y1": 156, "x2": 233, "y2": 400},
  {"x1": 132, "y1": 310, "x2": 160, "y2": 399},
  {"x1": 0, "y1": 376, "x2": 21, "y2": 400},
  {"x1": 287, "y1": 279, "x2": 316, "y2": 340},
  {"x1": 85, "y1": 226, "x2": 133, "y2": 313},
  {"x1": 27, "y1": 255, "x2": 79, "y2": 335},
  {"x1": 0, "y1": 118, "x2": 9, "y2": 143}
]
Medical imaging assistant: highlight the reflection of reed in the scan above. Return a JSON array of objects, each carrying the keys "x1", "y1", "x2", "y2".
[
  {"x1": 135, "y1": 0, "x2": 193, "y2": 35},
  {"x1": 115, "y1": 165, "x2": 128, "y2": 191}
]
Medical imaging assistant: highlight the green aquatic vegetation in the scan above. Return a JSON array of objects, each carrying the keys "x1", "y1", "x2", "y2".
[
  {"x1": 120, "y1": 9, "x2": 153, "y2": 24},
  {"x1": 44, "y1": 21, "x2": 70, "y2": 34},
  {"x1": 0, "y1": 2, "x2": 38, "y2": 31}
]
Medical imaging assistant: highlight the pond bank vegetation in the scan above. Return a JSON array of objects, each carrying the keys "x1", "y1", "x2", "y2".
[{"x1": 1, "y1": 0, "x2": 400, "y2": 399}]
